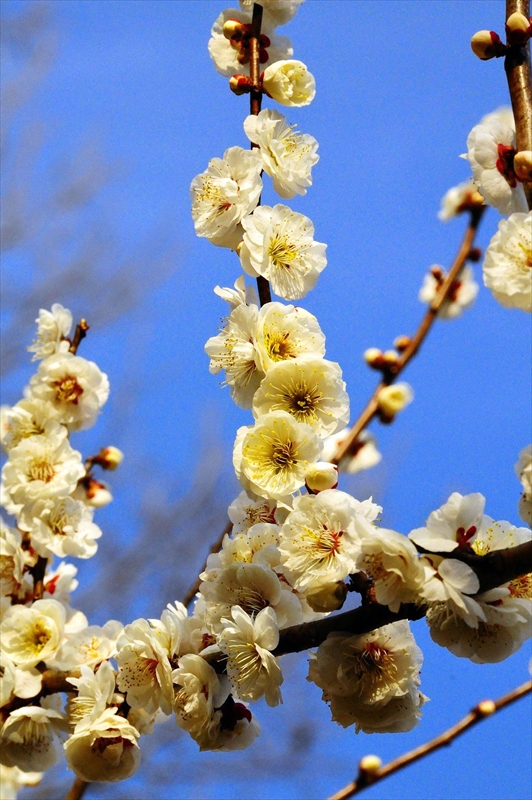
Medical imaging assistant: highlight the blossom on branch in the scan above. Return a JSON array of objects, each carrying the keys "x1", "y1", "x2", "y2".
[
  {"x1": 438, "y1": 180, "x2": 485, "y2": 221},
  {"x1": 18, "y1": 496, "x2": 102, "y2": 559},
  {"x1": 515, "y1": 445, "x2": 532, "y2": 526},
  {"x1": 418, "y1": 265, "x2": 478, "y2": 318},
  {"x1": 254, "y1": 302, "x2": 325, "y2": 372},
  {"x1": 208, "y1": 7, "x2": 292, "y2": 77},
  {"x1": 64, "y1": 707, "x2": 141, "y2": 782},
  {"x1": 262, "y1": 59, "x2": 316, "y2": 107},
  {"x1": 0, "y1": 701, "x2": 67, "y2": 772},
  {"x1": 27, "y1": 304, "x2": 72, "y2": 362},
  {"x1": 482, "y1": 211, "x2": 532, "y2": 312},
  {"x1": 239, "y1": 0, "x2": 305, "y2": 26}
]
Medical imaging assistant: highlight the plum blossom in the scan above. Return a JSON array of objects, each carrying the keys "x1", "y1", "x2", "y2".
[
  {"x1": 482, "y1": 211, "x2": 532, "y2": 312},
  {"x1": 463, "y1": 117, "x2": 527, "y2": 215},
  {"x1": 0, "y1": 700, "x2": 67, "y2": 772},
  {"x1": 54, "y1": 621, "x2": 123, "y2": 670},
  {"x1": 27, "y1": 304, "x2": 72, "y2": 362},
  {"x1": 0, "y1": 765, "x2": 43, "y2": 799},
  {"x1": 0, "y1": 599, "x2": 66, "y2": 668},
  {"x1": 356, "y1": 527, "x2": 425, "y2": 612},
  {"x1": 419, "y1": 265, "x2": 479, "y2": 319},
  {"x1": 66, "y1": 661, "x2": 118, "y2": 728},
  {"x1": 262, "y1": 59, "x2": 316, "y2": 107},
  {"x1": 219, "y1": 606, "x2": 283, "y2": 706},
  {"x1": 214, "y1": 275, "x2": 258, "y2": 310},
  {"x1": 0, "y1": 399, "x2": 62, "y2": 452},
  {"x1": 321, "y1": 428, "x2": 382, "y2": 474},
  {"x1": 208, "y1": 7, "x2": 292, "y2": 77},
  {"x1": 252, "y1": 357, "x2": 349, "y2": 437},
  {"x1": 0, "y1": 522, "x2": 25, "y2": 598},
  {"x1": 234, "y1": 410, "x2": 322, "y2": 498},
  {"x1": 190, "y1": 146, "x2": 262, "y2": 249},
  {"x1": 438, "y1": 180, "x2": 484, "y2": 221},
  {"x1": 239, "y1": 0, "x2": 305, "y2": 25},
  {"x1": 172, "y1": 654, "x2": 229, "y2": 745},
  {"x1": 516, "y1": 445, "x2": 532, "y2": 526},
  {"x1": 18, "y1": 497, "x2": 102, "y2": 559},
  {"x1": 116, "y1": 619, "x2": 175, "y2": 715},
  {"x1": 205, "y1": 522, "x2": 281, "y2": 571},
  {"x1": 64, "y1": 707, "x2": 141, "y2": 782},
  {"x1": 255, "y1": 302, "x2": 325, "y2": 372},
  {"x1": 419, "y1": 555, "x2": 485, "y2": 627},
  {"x1": 377, "y1": 382, "x2": 413, "y2": 418},
  {"x1": 228, "y1": 490, "x2": 278, "y2": 534},
  {"x1": 409, "y1": 492, "x2": 488, "y2": 553},
  {"x1": 240, "y1": 205, "x2": 327, "y2": 299},
  {"x1": 244, "y1": 109, "x2": 319, "y2": 198}
]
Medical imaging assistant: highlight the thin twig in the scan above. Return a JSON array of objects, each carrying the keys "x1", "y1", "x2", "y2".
[
  {"x1": 181, "y1": 520, "x2": 233, "y2": 608},
  {"x1": 333, "y1": 206, "x2": 485, "y2": 465},
  {"x1": 68, "y1": 318, "x2": 89, "y2": 354},
  {"x1": 65, "y1": 777, "x2": 89, "y2": 800},
  {"x1": 29, "y1": 555, "x2": 48, "y2": 601},
  {"x1": 327, "y1": 680, "x2": 532, "y2": 799},
  {"x1": 505, "y1": 0, "x2": 532, "y2": 208}
]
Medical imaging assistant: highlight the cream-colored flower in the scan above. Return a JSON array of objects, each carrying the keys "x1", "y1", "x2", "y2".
[
  {"x1": 516, "y1": 445, "x2": 532, "y2": 526},
  {"x1": 190, "y1": 146, "x2": 262, "y2": 249},
  {"x1": 243, "y1": 109, "x2": 319, "y2": 199},
  {"x1": 0, "y1": 702, "x2": 67, "y2": 772},
  {"x1": 28, "y1": 353, "x2": 109, "y2": 431},
  {"x1": 255, "y1": 302, "x2": 326, "y2": 373},
  {"x1": 18, "y1": 497, "x2": 102, "y2": 560},
  {"x1": 173, "y1": 654, "x2": 228, "y2": 743},
  {"x1": 377, "y1": 382, "x2": 414, "y2": 417},
  {"x1": 0, "y1": 765, "x2": 43, "y2": 799},
  {"x1": 0, "y1": 599, "x2": 66, "y2": 668},
  {"x1": 419, "y1": 265, "x2": 478, "y2": 318},
  {"x1": 54, "y1": 620, "x2": 123, "y2": 671},
  {"x1": 262, "y1": 59, "x2": 315, "y2": 107},
  {"x1": 320, "y1": 428, "x2": 382, "y2": 474},
  {"x1": 67, "y1": 661, "x2": 118, "y2": 729},
  {"x1": 252, "y1": 357, "x2": 348, "y2": 437},
  {"x1": 219, "y1": 606, "x2": 283, "y2": 706},
  {"x1": 0, "y1": 522, "x2": 25, "y2": 599},
  {"x1": 205, "y1": 522, "x2": 281, "y2": 571},
  {"x1": 419, "y1": 555, "x2": 485, "y2": 627},
  {"x1": 409, "y1": 491, "x2": 488, "y2": 553},
  {"x1": 356, "y1": 527, "x2": 425, "y2": 612},
  {"x1": 0, "y1": 399, "x2": 62, "y2": 452},
  {"x1": 235, "y1": 411, "x2": 322, "y2": 499},
  {"x1": 208, "y1": 7, "x2": 292, "y2": 77},
  {"x1": 64, "y1": 707, "x2": 140, "y2": 782},
  {"x1": 116, "y1": 619, "x2": 174, "y2": 715},
  {"x1": 27, "y1": 304, "x2": 72, "y2": 361},
  {"x1": 228, "y1": 490, "x2": 278, "y2": 534},
  {"x1": 483, "y1": 211, "x2": 532, "y2": 312},
  {"x1": 239, "y1": 0, "x2": 305, "y2": 26}
]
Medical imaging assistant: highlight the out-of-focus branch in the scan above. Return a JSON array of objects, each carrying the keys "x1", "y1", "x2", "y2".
[
  {"x1": 65, "y1": 777, "x2": 88, "y2": 800},
  {"x1": 181, "y1": 520, "x2": 232, "y2": 608},
  {"x1": 505, "y1": 0, "x2": 532, "y2": 208},
  {"x1": 274, "y1": 539, "x2": 532, "y2": 657},
  {"x1": 327, "y1": 679, "x2": 532, "y2": 799},
  {"x1": 333, "y1": 206, "x2": 486, "y2": 465}
]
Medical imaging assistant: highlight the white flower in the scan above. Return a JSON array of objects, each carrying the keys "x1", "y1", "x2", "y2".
[
  {"x1": 190, "y1": 694, "x2": 261, "y2": 752},
  {"x1": 377, "y1": 382, "x2": 414, "y2": 417},
  {"x1": 419, "y1": 555, "x2": 485, "y2": 627},
  {"x1": 356, "y1": 527, "x2": 426, "y2": 612},
  {"x1": 206, "y1": 521, "x2": 281, "y2": 571},
  {"x1": 1, "y1": 430, "x2": 85, "y2": 509},
  {"x1": 262, "y1": 59, "x2": 316, "y2": 107},
  {"x1": 219, "y1": 606, "x2": 283, "y2": 706},
  {"x1": 409, "y1": 491, "x2": 488, "y2": 553},
  {"x1": 43, "y1": 561, "x2": 79, "y2": 602},
  {"x1": 200, "y1": 562, "x2": 302, "y2": 632},
  {"x1": 208, "y1": 7, "x2": 292, "y2": 78},
  {"x1": 116, "y1": 618, "x2": 174, "y2": 715},
  {"x1": 240, "y1": 205, "x2": 327, "y2": 300},
  {"x1": 0, "y1": 765, "x2": 43, "y2": 799},
  {"x1": 438, "y1": 180, "x2": 484, "y2": 221},
  {"x1": 419, "y1": 265, "x2": 479, "y2": 319},
  {"x1": 0, "y1": 701, "x2": 66, "y2": 772},
  {"x1": 252, "y1": 357, "x2": 349, "y2": 437},
  {"x1": 483, "y1": 211, "x2": 532, "y2": 312},
  {"x1": 239, "y1": 0, "x2": 305, "y2": 25},
  {"x1": 27, "y1": 304, "x2": 72, "y2": 361},
  {"x1": 463, "y1": 118, "x2": 527, "y2": 215},
  {"x1": 481, "y1": 106, "x2": 515, "y2": 129},
  {"x1": 64, "y1": 707, "x2": 140, "y2": 782},
  {"x1": 190, "y1": 146, "x2": 262, "y2": 249},
  {"x1": 321, "y1": 428, "x2": 382, "y2": 474},
  {"x1": 279, "y1": 490, "x2": 365, "y2": 591},
  {"x1": 304, "y1": 461, "x2": 339, "y2": 492},
  {"x1": 72, "y1": 476, "x2": 113, "y2": 508},
  {"x1": 67, "y1": 661, "x2": 118, "y2": 728},
  {"x1": 255, "y1": 302, "x2": 326, "y2": 372},
  {"x1": 54, "y1": 621, "x2": 123, "y2": 671},
  {"x1": 172, "y1": 654, "x2": 228, "y2": 743},
  {"x1": 18, "y1": 497, "x2": 102, "y2": 560},
  {"x1": 0, "y1": 522, "x2": 25, "y2": 598},
  {"x1": 0, "y1": 399, "x2": 62, "y2": 452},
  {"x1": 516, "y1": 445, "x2": 532, "y2": 526},
  {"x1": 205, "y1": 301, "x2": 262, "y2": 409},
  {"x1": 234, "y1": 410, "x2": 322, "y2": 499},
  {"x1": 308, "y1": 622, "x2": 426, "y2": 734},
  {"x1": 28, "y1": 353, "x2": 109, "y2": 432},
  {"x1": 214, "y1": 275, "x2": 258, "y2": 310},
  {"x1": 243, "y1": 109, "x2": 319, "y2": 199},
  {"x1": 228, "y1": 490, "x2": 278, "y2": 534},
  {"x1": 0, "y1": 599, "x2": 66, "y2": 668}
]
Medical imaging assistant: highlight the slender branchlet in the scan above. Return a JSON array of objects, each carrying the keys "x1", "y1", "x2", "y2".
[{"x1": 505, "y1": 0, "x2": 532, "y2": 208}]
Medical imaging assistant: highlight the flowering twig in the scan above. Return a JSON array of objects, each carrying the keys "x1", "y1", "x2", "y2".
[
  {"x1": 273, "y1": 538, "x2": 532, "y2": 656},
  {"x1": 505, "y1": 0, "x2": 532, "y2": 208},
  {"x1": 68, "y1": 318, "x2": 89, "y2": 354},
  {"x1": 327, "y1": 679, "x2": 532, "y2": 799},
  {"x1": 333, "y1": 206, "x2": 486, "y2": 465},
  {"x1": 181, "y1": 520, "x2": 232, "y2": 608}
]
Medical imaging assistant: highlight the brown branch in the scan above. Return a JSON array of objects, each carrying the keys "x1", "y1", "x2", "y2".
[
  {"x1": 181, "y1": 520, "x2": 233, "y2": 608},
  {"x1": 29, "y1": 555, "x2": 48, "y2": 601},
  {"x1": 274, "y1": 539, "x2": 532, "y2": 657},
  {"x1": 505, "y1": 0, "x2": 532, "y2": 208},
  {"x1": 333, "y1": 206, "x2": 486, "y2": 465},
  {"x1": 327, "y1": 679, "x2": 532, "y2": 799},
  {"x1": 65, "y1": 777, "x2": 89, "y2": 800},
  {"x1": 68, "y1": 318, "x2": 89, "y2": 354}
]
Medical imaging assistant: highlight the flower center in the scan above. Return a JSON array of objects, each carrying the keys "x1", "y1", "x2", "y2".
[
  {"x1": 269, "y1": 439, "x2": 296, "y2": 470},
  {"x1": 509, "y1": 572, "x2": 532, "y2": 599},
  {"x1": 268, "y1": 235, "x2": 299, "y2": 271},
  {"x1": 197, "y1": 179, "x2": 233, "y2": 215},
  {"x1": 53, "y1": 374, "x2": 84, "y2": 404},
  {"x1": 29, "y1": 457, "x2": 55, "y2": 483},
  {"x1": 264, "y1": 330, "x2": 296, "y2": 362},
  {"x1": 22, "y1": 619, "x2": 52, "y2": 656},
  {"x1": 518, "y1": 240, "x2": 532, "y2": 268}
]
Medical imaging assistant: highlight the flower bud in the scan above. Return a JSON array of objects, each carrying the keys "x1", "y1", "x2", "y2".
[
  {"x1": 359, "y1": 755, "x2": 382, "y2": 775},
  {"x1": 470, "y1": 30, "x2": 506, "y2": 59},
  {"x1": 262, "y1": 60, "x2": 316, "y2": 107},
  {"x1": 467, "y1": 247, "x2": 482, "y2": 262},
  {"x1": 505, "y1": 12, "x2": 532, "y2": 46},
  {"x1": 363, "y1": 347, "x2": 383, "y2": 368},
  {"x1": 306, "y1": 581, "x2": 347, "y2": 613},
  {"x1": 305, "y1": 461, "x2": 338, "y2": 493},
  {"x1": 514, "y1": 150, "x2": 532, "y2": 182},
  {"x1": 377, "y1": 382, "x2": 414, "y2": 418},
  {"x1": 393, "y1": 335, "x2": 411, "y2": 352},
  {"x1": 430, "y1": 265, "x2": 444, "y2": 281},
  {"x1": 477, "y1": 699, "x2": 496, "y2": 716},
  {"x1": 382, "y1": 350, "x2": 399, "y2": 367},
  {"x1": 229, "y1": 74, "x2": 253, "y2": 95},
  {"x1": 223, "y1": 19, "x2": 245, "y2": 40},
  {"x1": 73, "y1": 477, "x2": 113, "y2": 508},
  {"x1": 97, "y1": 446, "x2": 124, "y2": 470}
]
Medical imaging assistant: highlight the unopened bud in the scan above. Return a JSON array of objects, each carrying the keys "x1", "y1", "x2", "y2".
[
  {"x1": 229, "y1": 74, "x2": 253, "y2": 95},
  {"x1": 305, "y1": 461, "x2": 338, "y2": 493},
  {"x1": 382, "y1": 350, "x2": 399, "y2": 367},
  {"x1": 359, "y1": 755, "x2": 382, "y2": 775},
  {"x1": 363, "y1": 347, "x2": 383, "y2": 368},
  {"x1": 467, "y1": 247, "x2": 482, "y2": 262},
  {"x1": 98, "y1": 446, "x2": 124, "y2": 471},
  {"x1": 306, "y1": 581, "x2": 347, "y2": 613},
  {"x1": 514, "y1": 150, "x2": 532, "y2": 182},
  {"x1": 505, "y1": 12, "x2": 532, "y2": 46},
  {"x1": 223, "y1": 19, "x2": 245, "y2": 40},
  {"x1": 73, "y1": 477, "x2": 113, "y2": 508},
  {"x1": 470, "y1": 30, "x2": 506, "y2": 60},
  {"x1": 377, "y1": 382, "x2": 414, "y2": 418},
  {"x1": 430, "y1": 265, "x2": 444, "y2": 281},
  {"x1": 477, "y1": 699, "x2": 496, "y2": 716},
  {"x1": 393, "y1": 335, "x2": 411, "y2": 352}
]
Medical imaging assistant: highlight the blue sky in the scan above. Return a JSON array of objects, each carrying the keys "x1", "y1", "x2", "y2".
[{"x1": 2, "y1": 1, "x2": 531, "y2": 799}]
